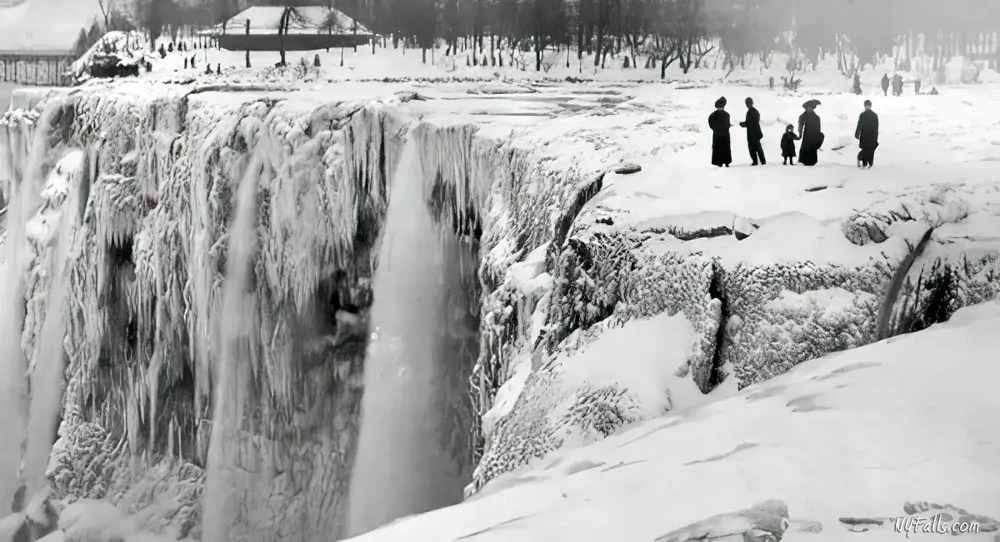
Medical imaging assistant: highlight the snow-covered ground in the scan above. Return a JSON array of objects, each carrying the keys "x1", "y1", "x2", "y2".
[
  {"x1": 348, "y1": 299, "x2": 1000, "y2": 542},
  {"x1": 2, "y1": 33, "x2": 1000, "y2": 542}
]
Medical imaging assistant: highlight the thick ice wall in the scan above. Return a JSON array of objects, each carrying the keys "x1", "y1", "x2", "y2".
[{"x1": 3, "y1": 83, "x2": 413, "y2": 539}]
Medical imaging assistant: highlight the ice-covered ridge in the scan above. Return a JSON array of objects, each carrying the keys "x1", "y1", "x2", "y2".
[{"x1": 1, "y1": 79, "x2": 999, "y2": 539}]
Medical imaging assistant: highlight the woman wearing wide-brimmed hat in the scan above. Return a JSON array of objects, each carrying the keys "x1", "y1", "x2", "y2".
[
  {"x1": 708, "y1": 97, "x2": 733, "y2": 167},
  {"x1": 797, "y1": 99, "x2": 824, "y2": 166}
]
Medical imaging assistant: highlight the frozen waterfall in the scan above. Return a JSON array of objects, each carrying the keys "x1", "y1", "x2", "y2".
[
  {"x1": 0, "y1": 111, "x2": 50, "y2": 512},
  {"x1": 22, "y1": 149, "x2": 85, "y2": 496},
  {"x1": 202, "y1": 154, "x2": 263, "y2": 542},
  {"x1": 346, "y1": 131, "x2": 477, "y2": 537}
]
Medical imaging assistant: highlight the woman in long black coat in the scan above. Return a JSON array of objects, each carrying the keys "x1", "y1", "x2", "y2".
[
  {"x1": 797, "y1": 100, "x2": 824, "y2": 166},
  {"x1": 708, "y1": 97, "x2": 733, "y2": 167}
]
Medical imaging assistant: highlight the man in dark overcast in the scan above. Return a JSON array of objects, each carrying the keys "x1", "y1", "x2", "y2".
[{"x1": 739, "y1": 97, "x2": 766, "y2": 165}]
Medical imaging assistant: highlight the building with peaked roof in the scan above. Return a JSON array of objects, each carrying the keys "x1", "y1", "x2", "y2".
[{"x1": 207, "y1": 6, "x2": 373, "y2": 52}]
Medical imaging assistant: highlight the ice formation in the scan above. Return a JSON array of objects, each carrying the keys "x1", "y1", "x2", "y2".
[
  {"x1": 0, "y1": 78, "x2": 997, "y2": 540},
  {"x1": 346, "y1": 128, "x2": 478, "y2": 536}
]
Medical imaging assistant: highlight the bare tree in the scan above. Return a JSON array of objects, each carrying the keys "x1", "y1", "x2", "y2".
[
  {"x1": 276, "y1": 5, "x2": 308, "y2": 66},
  {"x1": 96, "y1": 0, "x2": 116, "y2": 30}
]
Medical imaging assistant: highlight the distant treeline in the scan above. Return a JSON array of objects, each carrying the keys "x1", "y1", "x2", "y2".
[{"x1": 84, "y1": 0, "x2": 1000, "y2": 75}]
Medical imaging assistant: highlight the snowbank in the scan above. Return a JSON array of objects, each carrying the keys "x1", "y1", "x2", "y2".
[
  {"x1": 350, "y1": 299, "x2": 1000, "y2": 542},
  {"x1": 2, "y1": 77, "x2": 999, "y2": 539}
]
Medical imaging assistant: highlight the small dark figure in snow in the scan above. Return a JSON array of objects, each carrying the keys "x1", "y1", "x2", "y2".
[
  {"x1": 314, "y1": 54, "x2": 321, "y2": 67},
  {"x1": 855, "y1": 99, "x2": 879, "y2": 168},
  {"x1": 184, "y1": 57, "x2": 188, "y2": 69},
  {"x1": 852, "y1": 73, "x2": 862, "y2": 95},
  {"x1": 168, "y1": 42, "x2": 174, "y2": 53},
  {"x1": 914, "y1": 79, "x2": 922, "y2": 94},
  {"x1": 216, "y1": 63, "x2": 222, "y2": 75},
  {"x1": 145, "y1": 60, "x2": 152, "y2": 72},
  {"x1": 930, "y1": 86, "x2": 939, "y2": 95},
  {"x1": 708, "y1": 97, "x2": 733, "y2": 167},
  {"x1": 780, "y1": 124, "x2": 799, "y2": 165},
  {"x1": 893, "y1": 74, "x2": 904, "y2": 96},
  {"x1": 739, "y1": 97, "x2": 766, "y2": 165},
  {"x1": 769, "y1": 76, "x2": 774, "y2": 89},
  {"x1": 159, "y1": 44, "x2": 166, "y2": 58},
  {"x1": 881, "y1": 73, "x2": 890, "y2": 96},
  {"x1": 191, "y1": 56, "x2": 196, "y2": 69},
  {"x1": 797, "y1": 99, "x2": 824, "y2": 166}
]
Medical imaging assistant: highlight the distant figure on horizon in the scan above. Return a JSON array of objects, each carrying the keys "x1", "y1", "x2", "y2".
[
  {"x1": 881, "y1": 73, "x2": 890, "y2": 96},
  {"x1": 855, "y1": 99, "x2": 880, "y2": 168},
  {"x1": 780, "y1": 125, "x2": 799, "y2": 165},
  {"x1": 797, "y1": 99, "x2": 824, "y2": 166},
  {"x1": 708, "y1": 97, "x2": 733, "y2": 168},
  {"x1": 914, "y1": 79, "x2": 922, "y2": 94},
  {"x1": 852, "y1": 73, "x2": 862, "y2": 95},
  {"x1": 739, "y1": 97, "x2": 766, "y2": 165},
  {"x1": 892, "y1": 74, "x2": 904, "y2": 96}
]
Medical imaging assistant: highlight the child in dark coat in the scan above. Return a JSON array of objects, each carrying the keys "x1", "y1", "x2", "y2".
[{"x1": 780, "y1": 124, "x2": 799, "y2": 165}]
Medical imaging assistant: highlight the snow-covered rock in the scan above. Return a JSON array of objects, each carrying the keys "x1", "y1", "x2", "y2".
[{"x1": 2, "y1": 79, "x2": 999, "y2": 540}]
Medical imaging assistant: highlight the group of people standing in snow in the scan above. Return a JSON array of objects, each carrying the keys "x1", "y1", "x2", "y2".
[{"x1": 708, "y1": 96, "x2": 879, "y2": 169}]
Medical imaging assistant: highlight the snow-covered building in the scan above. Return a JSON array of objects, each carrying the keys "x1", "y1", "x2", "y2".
[
  {"x1": 0, "y1": 0, "x2": 101, "y2": 85},
  {"x1": 208, "y1": 6, "x2": 373, "y2": 52}
]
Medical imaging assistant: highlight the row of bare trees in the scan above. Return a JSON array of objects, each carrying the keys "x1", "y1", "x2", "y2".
[
  {"x1": 83, "y1": 0, "x2": 1000, "y2": 77},
  {"x1": 350, "y1": 0, "x2": 1000, "y2": 75}
]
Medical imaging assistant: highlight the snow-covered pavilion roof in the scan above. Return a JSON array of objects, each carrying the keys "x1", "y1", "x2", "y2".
[
  {"x1": 206, "y1": 6, "x2": 372, "y2": 36},
  {"x1": 0, "y1": 0, "x2": 102, "y2": 55}
]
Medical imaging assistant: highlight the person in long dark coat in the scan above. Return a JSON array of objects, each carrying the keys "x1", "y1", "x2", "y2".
[
  {"x1": 881, "y1": 74, "x2": 890, "y2": 96},
  {"x1": 855, "y1": 99, "x2": 879, "y2": 168},
  {"x1": 797, "y1": 100, "x2": 823, "y2": 166},
  {"x1": 708, "y1": 97, "x2": 732, "y2": 167},
  {"x1": 739, "y1": 97, "x2": 766, "y2": 165}
]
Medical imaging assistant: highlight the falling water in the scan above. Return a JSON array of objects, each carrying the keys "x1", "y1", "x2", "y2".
[
  {"x1": 346, "y1": 133, "x2": 473, "y2": 536},
  {"x1": 202, "y1": 155, "x2": 262, "y2": 542},
  {"x1": 22, "y1": 150, "x2": 83, "y2": 496},
  {"x1": 0, "y1": 112, "x2": 51, "y2": 511}
]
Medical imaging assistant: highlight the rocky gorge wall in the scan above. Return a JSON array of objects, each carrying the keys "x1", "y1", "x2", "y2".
[{"x1": 1, "y1": 80, "x2": 999, "y2": 540}]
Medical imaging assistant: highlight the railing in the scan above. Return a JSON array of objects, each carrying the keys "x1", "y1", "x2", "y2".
[{"x1": 0, "y1": 53, "x2": 74, "y2": 86}]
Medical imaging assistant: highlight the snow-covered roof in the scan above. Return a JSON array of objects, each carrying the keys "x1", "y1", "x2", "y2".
[
  {"x1": 208, "y1": 6, "x2": 371, "y2": 36},
  {"x1": 0, "y1": 0, "x2": 102, "y2": 55}
]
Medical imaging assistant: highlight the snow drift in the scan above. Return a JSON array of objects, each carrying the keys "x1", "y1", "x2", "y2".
[{"x1": 0, "y1": 79, "x2": 998, "y2": 540}]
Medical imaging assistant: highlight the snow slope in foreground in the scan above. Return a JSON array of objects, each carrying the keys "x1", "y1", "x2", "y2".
[{"x1": 349, "y1": 300, "x2": 1000, "y2": 542}]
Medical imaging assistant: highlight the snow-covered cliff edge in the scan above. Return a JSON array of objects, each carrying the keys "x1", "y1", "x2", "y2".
[{"x1": 2, "y1": 81, "x2": 999, "y2": 540}]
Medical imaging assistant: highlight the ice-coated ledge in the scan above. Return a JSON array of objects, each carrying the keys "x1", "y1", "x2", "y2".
[{"x1": 3, "y1": 79, "x2": 1000, "y2": 539}]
